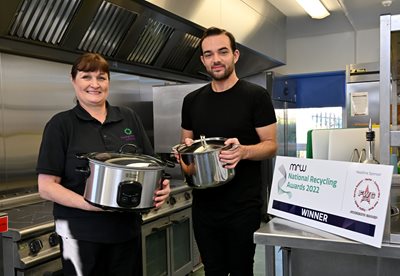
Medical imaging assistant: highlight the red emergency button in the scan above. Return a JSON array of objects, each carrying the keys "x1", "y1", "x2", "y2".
[{"x1": 0, "y1": 214, "x2": 8, "y2": 232}]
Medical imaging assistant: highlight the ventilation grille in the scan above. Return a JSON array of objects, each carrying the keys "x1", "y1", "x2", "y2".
[
  {"x1": 163, "y1": 33, "x2": 200, "y2": 71},
  {"x1": 127, "y1": 18, "x2": 174, "y2": 65},
  {"x1": 9, "y1": 0, "x2": 81, "y2": 45},
  {"x1": 78, "y1": 1, "x2": 137, "y2": 57}
]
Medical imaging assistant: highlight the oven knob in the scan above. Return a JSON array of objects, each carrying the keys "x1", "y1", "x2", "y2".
[
  {"x1": 169, "y1": 196, "x2": 176, "y2": 205},
  {"x1": 184, "y1": 192, "x2": 191, "y2": 200},
  {"x1": 49, "y1": 232, "x2": 60, "y2": 247},
  {"x1": 29, "y1": 239, "x2": 43, "y2": 254}
]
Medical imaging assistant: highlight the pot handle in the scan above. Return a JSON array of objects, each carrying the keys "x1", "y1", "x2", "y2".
[
  {"x1": 152, "y1": 154, "x2": 175, "y2": 168},
  {"x1": 221, "y1": 143, "x2": 239, "y2": 151},
  {"x1": 171, "y1": 143, "x2": 185, "y2": 153},
  {"x1": 164, "y1": 159, "x2": 175, "y2": 168},
  {"x1": 118, "y1": 144, "x2": 138, "y2": 154}
]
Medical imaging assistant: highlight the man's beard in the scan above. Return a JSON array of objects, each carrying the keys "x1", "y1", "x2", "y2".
[{"x1": 207, "y1": 63, "x2": 234, "y2": 81}]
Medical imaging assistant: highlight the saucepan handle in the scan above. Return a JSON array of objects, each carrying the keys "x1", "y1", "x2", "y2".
[
  {"x1": 153, "y1": 154, "x2": 175, "y2": 168},
  {"x1": 171, "y1": 143, "x2": 185, "y2": 153},
  {"x1": 221, "y1": 144, "x2": 239, "y2": 151}
]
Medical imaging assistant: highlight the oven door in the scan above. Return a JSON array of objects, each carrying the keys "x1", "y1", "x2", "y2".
[
  {"x1": 170, "y1": 208, "x2": 193, "y2": 276},
  {"x1": 142, "y1": 216, "x2": 170, "y2": 276},
  {"x1": 15, "y1": 257, "x2": 62, "y2": 276},
  {"x1": 141, "y1": 207, "x2": 193, "y2": 276}
]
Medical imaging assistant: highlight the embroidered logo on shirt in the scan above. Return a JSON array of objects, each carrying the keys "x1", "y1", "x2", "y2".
[
  {"x1": 124, "y1": 128, "x2": 132, "y2": 135},
  {"x1": 121, "y1": 128, "x2": 136, "y2": 141}
]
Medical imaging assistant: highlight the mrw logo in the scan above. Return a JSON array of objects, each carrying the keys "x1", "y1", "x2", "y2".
[{"x1": 277, "y1": 164, "x2": 292, "y2": 198}]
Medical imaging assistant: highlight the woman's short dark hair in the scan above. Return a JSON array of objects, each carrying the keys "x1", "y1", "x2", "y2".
[
  {"x1": 199, "y1": 27, "x2": 237, "y2": 54},
  {"x1": 71, "y1": 53, "x2": 110, "y2": 80}
]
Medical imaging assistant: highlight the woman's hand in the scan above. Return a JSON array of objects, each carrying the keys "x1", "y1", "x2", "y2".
[{"x1": 153, "y1": 179, "x2": 171, "y2": 208}]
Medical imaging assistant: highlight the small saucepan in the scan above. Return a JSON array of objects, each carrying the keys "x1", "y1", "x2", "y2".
[{"x1": 173, "y1": 137, "x2": 235, "y2": 189}]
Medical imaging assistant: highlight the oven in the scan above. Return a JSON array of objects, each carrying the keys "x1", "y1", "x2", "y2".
[
  {"x1": 0, "y1": 172, "x2": 195, "y2": 276},
  {"x1": 141, "y1": 183, "x2": 194, "y2": 276},
  {"x1": 0, "y1": 199, "x2": 62, "y2": 276}
]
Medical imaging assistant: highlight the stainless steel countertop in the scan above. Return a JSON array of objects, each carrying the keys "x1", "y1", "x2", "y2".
[{"x1": 254, "y1": 217, "x2": 400, "y2": 259}]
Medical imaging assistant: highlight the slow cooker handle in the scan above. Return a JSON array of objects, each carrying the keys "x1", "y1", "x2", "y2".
[
  {"x1": 161, "y1": 172, "x2": 172, "y2": 189},
  {"x1": 75, "y1": 166, "x2": 91, "y2": 178},
  {"x1": 118, "y1": 144, "x2": 138, "y2": 154},
  {"x1": 76, "y1": 153, "x2": 89, "y2": 160}
]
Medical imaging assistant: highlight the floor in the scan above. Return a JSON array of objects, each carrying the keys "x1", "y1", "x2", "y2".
[{"x1": 191, "y1": 243, "x2": 283, "y2": 276}]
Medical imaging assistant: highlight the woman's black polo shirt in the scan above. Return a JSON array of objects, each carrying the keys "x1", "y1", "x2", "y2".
[{"x1": 36, "y1": 102, "x2": 153, "y2": 243}]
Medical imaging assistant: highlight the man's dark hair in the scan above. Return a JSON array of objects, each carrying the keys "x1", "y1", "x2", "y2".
[{"x1": 199, "y1": 27, "x2": 237, "y2": 54}]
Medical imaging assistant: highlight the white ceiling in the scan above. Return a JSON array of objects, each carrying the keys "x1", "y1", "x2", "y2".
[{"x1": 268, "y1": 0, "x2": 400, "y2": 38}]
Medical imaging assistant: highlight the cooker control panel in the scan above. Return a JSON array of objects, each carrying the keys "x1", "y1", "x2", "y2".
[
  {"x1": 29, "y1": 239, "x2": 43, "y2": 254},
  {"x1": 4, "y1": 231, "x2": 61, "y2": 269},
  {"x1": 169, "y1": 196, "x2": 177, "y2": 205}
]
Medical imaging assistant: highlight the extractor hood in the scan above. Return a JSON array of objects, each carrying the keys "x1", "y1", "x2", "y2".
[{"x1": 0, "y1": 0, "x2": 283, "y2": 82}]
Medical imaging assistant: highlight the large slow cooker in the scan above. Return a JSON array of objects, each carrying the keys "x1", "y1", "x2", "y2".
[{"x1": 77, "y1": 147, "x2": 170, "y2": 211}]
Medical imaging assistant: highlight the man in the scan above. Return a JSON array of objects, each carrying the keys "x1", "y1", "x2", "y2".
[{"x1": 180, "y1": 27, "x2": 278, "y2": 275}]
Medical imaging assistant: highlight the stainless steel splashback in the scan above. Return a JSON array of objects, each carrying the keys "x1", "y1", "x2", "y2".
[
  {"x1": 153, "y1": 83, "x2": 205, "y2": 153},
  {"x1": 0, "y1": 53, "x2": 166, "y2": 195}
]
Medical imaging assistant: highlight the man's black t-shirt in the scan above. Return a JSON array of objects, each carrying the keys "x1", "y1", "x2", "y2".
[
  {"x1": 36, "y1": 102, "x2": 153, "y2": 243},
  {"x1": 181, "y1": 79, "x2": 277, "y2": 219}
]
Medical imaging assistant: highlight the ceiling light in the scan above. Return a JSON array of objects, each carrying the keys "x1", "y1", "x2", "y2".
[
  {"x1": 296, "y1": 0, "x2": 330, "y2": 19},
  {"x1": 382, "y1": 0, "x2": 392, "y2": 7}
]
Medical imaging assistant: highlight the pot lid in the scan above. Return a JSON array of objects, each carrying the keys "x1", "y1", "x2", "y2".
[
  {"x1": 87, "y1": 152, "x2": 165, "y2": 169},
  {"x1": 178, "y1": 137, "x2": 229, "y2": 154}
]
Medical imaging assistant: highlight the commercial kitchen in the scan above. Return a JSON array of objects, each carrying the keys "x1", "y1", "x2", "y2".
[{"x1": 1, "y1": 0, "x2": 400, "y2": 275}]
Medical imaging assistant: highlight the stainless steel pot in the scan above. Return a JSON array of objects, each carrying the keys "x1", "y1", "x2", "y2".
[
  {"x1": 173, "y1": 137, "x2": 235, "y2": 189},
  {"x1": 77, "y1": 147, "x2": 169, "y2": 211}
]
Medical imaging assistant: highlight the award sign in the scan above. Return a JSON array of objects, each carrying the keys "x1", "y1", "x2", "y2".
[{"x1": 268, "y1": 156, "x2": 393, "y2": 248}]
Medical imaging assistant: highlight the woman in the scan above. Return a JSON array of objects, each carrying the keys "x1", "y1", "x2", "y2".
[{"x1": 36, "y1": 53, "x2": 170, "y2": 276}]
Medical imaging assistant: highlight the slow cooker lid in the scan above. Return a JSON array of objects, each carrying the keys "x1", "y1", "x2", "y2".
[
  {"x1": 88, "y1": 152, "x2": 165, "y2": 168},
  {"x1": 106, "y1": 157, "x2": 162, "y2": 167}
]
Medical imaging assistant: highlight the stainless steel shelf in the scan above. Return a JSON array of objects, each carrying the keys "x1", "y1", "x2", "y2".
[
  {"x1": 255, "y1": 218, "x2": 400, "y2": 259},
  {"x1": 254, "y1": 218, "x2": 400, "y2": 276}
]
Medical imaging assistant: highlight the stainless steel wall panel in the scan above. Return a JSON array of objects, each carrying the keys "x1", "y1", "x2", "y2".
[
  {"x1": 0, "y1": 54, "x2": 4, "y2": 188},
  {"x1": 153, "y1": 83, "x2": 205, "y2": 153},
  {"x1": 0, "y1": 54, "x2": 73, "y2": 193}
]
